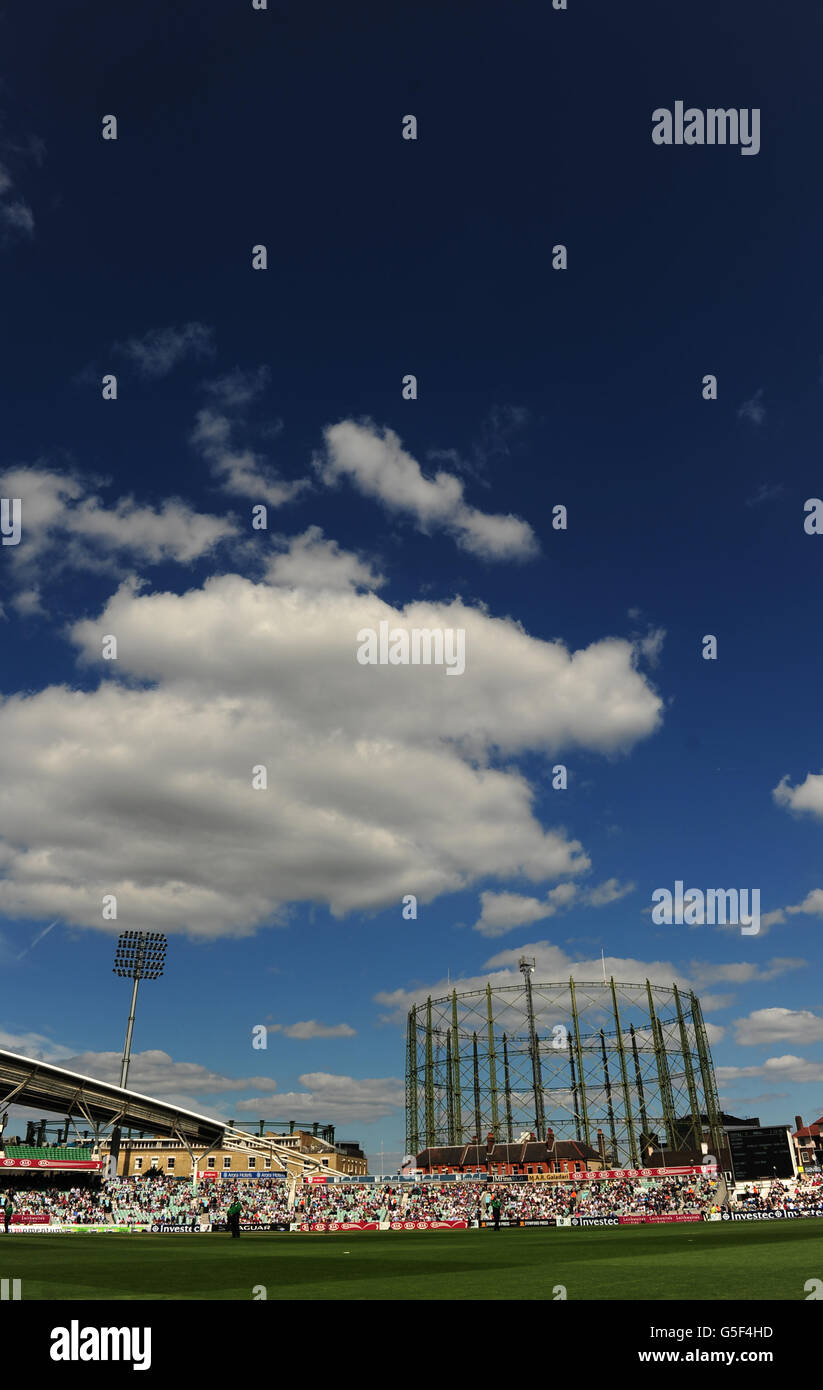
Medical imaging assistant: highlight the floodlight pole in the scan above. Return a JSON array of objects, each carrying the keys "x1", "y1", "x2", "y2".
[
  {"x1": 120, "y1": 976, "x2": 141, "y2": 1089},
  {"x1": 109, "y1": 932, "x2": 167, "y2": 1180},
  {"x1": 520, "y1": 957, "x2": 545, "y2": 1139}
]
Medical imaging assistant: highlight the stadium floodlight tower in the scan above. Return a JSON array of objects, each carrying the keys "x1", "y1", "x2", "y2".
[
  {"x1": 108, "y1": 931, "x2": 167, "y2": 1177},
  {"x1": 519, "y1": 956, "x2": 545, "y2": 1139}
]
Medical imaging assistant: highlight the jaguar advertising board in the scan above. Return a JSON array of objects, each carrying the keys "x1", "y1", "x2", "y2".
[{"x1": 212, "y1": 1221, "x2": 290, "y2": 1232}]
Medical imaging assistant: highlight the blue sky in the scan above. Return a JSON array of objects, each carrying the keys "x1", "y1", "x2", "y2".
[{"x1": 1, "y1": 0, "x2": 822, "y2": 1167}]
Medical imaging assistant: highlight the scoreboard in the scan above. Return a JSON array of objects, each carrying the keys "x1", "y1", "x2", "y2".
[{"x1": 727, "y1": 1126, "x2": 795, "y2": 1180}]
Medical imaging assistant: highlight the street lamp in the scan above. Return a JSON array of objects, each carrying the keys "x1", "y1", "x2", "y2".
[{"x1": 109, "y1": 932, "x2": 166, "y2": 1178}]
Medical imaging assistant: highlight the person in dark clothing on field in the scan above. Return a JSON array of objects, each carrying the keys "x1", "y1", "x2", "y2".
[
  {"x1": 3, "y1": 1197, "x2": 14, "y2": 1233},
  {"x1": 227, "y1": 1199, "x2": 243, "y2": 1238},
  {"x1": 492, "y1": 1194, "x2": 501, "y2": 1231}
]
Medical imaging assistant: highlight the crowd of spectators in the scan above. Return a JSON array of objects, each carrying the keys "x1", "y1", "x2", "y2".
[
  {"x1": 733, "y1": 1175, "x2": 823, "y2": 1212},
  {"x1": 1, "y1": 1172, "x2": 820, "y2": 1227}
]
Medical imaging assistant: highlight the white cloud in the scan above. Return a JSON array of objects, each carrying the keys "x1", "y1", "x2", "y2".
[
  {"x1": 636, "y1": 627, "x2": 666, "y2": 667},
  {"x1": 0, "y1": 1037, "x2": 392, "y2": 1129},
  {"x1": 0, "y1": 572, "x2": 663, "y2": 936},
  {"x1": 470, "y1": 878, "x2": 633, "y2": 937},
  {"x1": 202, "y1": 365, "x2": 270, "y2": 408},
  {"x1": 233, "y1": 1072, "x2": 404, "y2": 1125},
  {"x1": 584, "y1": 877, "x2": 635, "y2": 907},
  {"x1": 376, "y1": 944, "x2": 702, "y2": 1023},
  {"x1": 786, "y1": 890, "x2": 823, "y2": 918},
  {"x1": 688, "y1": 958, "x2": 806, "y2": 987},
  {"x1": 268, "y1": 1021, "x2": 356, "y2": 1039},
  {"x1": 548, "y1": 881, "x2": 579, "y2": 908},
  {"x1": 773, "y1": 772, "x2": 823, "y2": 819},
  {"x1": 0, "y1": 161, "x2": 34, "y2": 239},
  {"x1": 115, "y1": 322, "x2": 215, "y2": 377},
  {"x1": 698, "y1": 994, "x2": 734, "y2": 1011},
  {"x1": 734, "y1": 1008, "x2": 823, "y2": 1046},
  {"x1": 704, "y1": 1022, "x2": 725, "y2": 1045},
  {"x1": 745, "y1": 483, "x2": 784, "y2": 507},
  {"x1": 191, "y1": 408, "x2": 310, "y2": 507},
  {"x1": 11, "y1": 588, "x2": 46, "y2": 617},
  {"x1": 716, "y1": 1055, "x2": 823, "y2": 1084},
  {"x1": 737, "y1": 388, "x2": 765, "y2": 426},
  {"x1": 757, "y1": 888, "x2": 823, "y2": 926},
  {"x1": 0, "y1": 466, "x2": 238, "y2": 588},
  {"x1": 1, "y1": 200, "x2": 34, "y2": 235},
  {"x1": 59, "y1": 1048, "x2": 278, "y2": 1098},
  {"x1": 316, "y1": 420, "x2": 538, "y2": 561},
  {"x1": 471, "y1": 890, "x2": 563, "y2": 938},
  {"x1": 266, "y1": 526, "x2": 384, "y2": 592},
  {"x1": 759, "y1": 909, "x2": 786, "y2": 930},
  {"x1": 0, "y1": 1027, "x2": 76, "y2": 1063}
]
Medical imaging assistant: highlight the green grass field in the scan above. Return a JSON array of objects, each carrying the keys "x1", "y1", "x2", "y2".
[{"x1": 3, "y1": 1222, "x2": 821, "y2": 1300}]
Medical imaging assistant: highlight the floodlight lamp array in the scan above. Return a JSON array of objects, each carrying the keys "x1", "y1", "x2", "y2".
[{"x1": 112, "y1": 930, "x2": 167, "y2": 980}]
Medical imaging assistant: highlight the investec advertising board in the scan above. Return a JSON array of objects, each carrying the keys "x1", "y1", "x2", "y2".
[
  {"x1": 4, "y1": 1209, "x2": 822, "y2": 1233},
  {"x1": 718, "y1": 1208, "x2": 823, "y2": 1221}
]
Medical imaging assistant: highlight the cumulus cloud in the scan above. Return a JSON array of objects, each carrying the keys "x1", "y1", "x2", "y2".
[
  {"x1": 753, "y1": 889, "x2": 823, "y2": 928},
  {"x1": 316, "y1": 420, "x2": 538, "y2": 561},
  {"x1": 734, "y1": 1007, "x2": 823, "y2": 1047},
  {"x1": 759, "y1": 909, "x2": 786, "y2": 930},
  {"x1": 115, "y1": 322, "x2": 215, "y2": 377},
  {"x1": 471, "y1": 889, "x2": 566, "y2": 938},
  {"x1": 375, "y1": 943, "x2": 703, "y2": 1023},
  {"x1": 59, "y1": 1048, "x2": 278, "y2": 1099},
  {"x1": 0, "y1": 1027, "x2": 76, "y2": 1063},
  {"x1": 0, "y1": 466, "x2": 237, "y2": 592},
  {"x1": 716, "y1": 1055, "x2": 823, "y2": 1084},
  {"x1": 11, "y1": 587, "x2": 46, "y2": 617},
  {"x1": 786, "y1": 890, "x2": 823, "y2": 918},
  {"x1": 470, "y1": 878, "x2": 634, "y2": 936},
  {"x1": 774, "y1": 772, "x2": 823, "y2": 820},
  {"x1": 636, "y1": 628, "x2": 666, "y2": 667},
  {"x1": 584, "y1": 877, "x2": 635, "y2": 907},
  {"x1": 268, "y1": 1021, "x2": 356, "y2": 1039},
  {"x1": 0, "y1": 1036, "x2": 388, "y2": 1129},
  {"x1": 698, "y1": 994, "x2": 735, "y2": 1011},
  {"x1": 233, "y1": 1072, "x2": 404, "y2": 1125},
  {"x1": 0, "y1": 572, "x2": 663, "y2": 936},
  {"x1": 191, "y1": 408, "x2": 310, "y2": 507},
  {"x1": 688, "y1": 958, "x2": 806, "y2": 988},
  {"x1": 266, "y1": 526, "x2": 384, "y2": 592}
]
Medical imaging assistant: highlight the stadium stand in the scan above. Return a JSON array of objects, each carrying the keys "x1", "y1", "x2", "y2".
[
  {"x1": 0, "y1": 1172, "x2": 819, "y2": 1228},
  {"x1": 3, "y1": 1146, "x2": 93, "y2": 1161}
]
